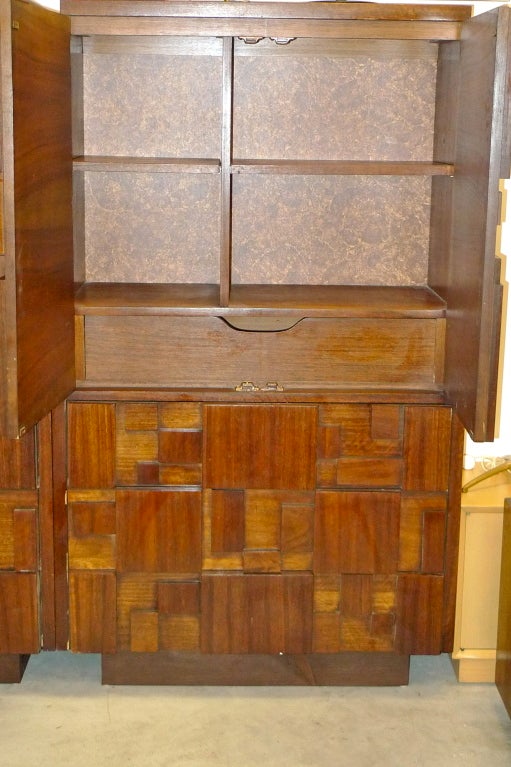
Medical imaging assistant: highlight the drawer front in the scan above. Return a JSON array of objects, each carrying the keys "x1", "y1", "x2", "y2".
[{"x1": 80, "y1": 315, "x2": 444, "y2": 390}]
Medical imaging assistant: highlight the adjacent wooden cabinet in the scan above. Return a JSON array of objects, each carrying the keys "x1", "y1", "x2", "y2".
[{"x1": 0, "y1": 0, "x2": 509, "y2": 684}]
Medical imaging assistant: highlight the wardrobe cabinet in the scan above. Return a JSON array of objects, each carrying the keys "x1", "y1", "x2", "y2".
[{"x1": 0, "y1": 0, "x2": 509, "y2": 684}]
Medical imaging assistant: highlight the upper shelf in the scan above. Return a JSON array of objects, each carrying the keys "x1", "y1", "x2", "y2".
[
  {"x1": 73, "y1": 157, "x2": 454, "y2": 177},
  {"x1": 75, "y1": 283, "x2": 447, "y2": 319},
  {"x1": 62, "y1": 1, "x2": 471, "y2": 40}
]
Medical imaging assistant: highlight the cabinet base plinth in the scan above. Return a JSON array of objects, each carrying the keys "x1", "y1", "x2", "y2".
[
  {"x1": 0, "y1": 654, "x2": 31, "y2": 683},
  {"x1": 102, "y1": 652, "x2": 410, "y2": 686}
]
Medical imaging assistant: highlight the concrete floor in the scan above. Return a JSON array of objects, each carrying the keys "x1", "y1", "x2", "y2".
[{"x1": 0, "y1": 653, "x2": 510, "y2": 766}]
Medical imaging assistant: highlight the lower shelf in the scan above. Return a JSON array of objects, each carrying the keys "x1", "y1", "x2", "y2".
[{"x1": 101, "y1": 651, "x2": 410, "y2": 686}]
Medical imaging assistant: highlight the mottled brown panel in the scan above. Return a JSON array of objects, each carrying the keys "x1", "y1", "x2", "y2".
[
  {"x1": 83, "y1": 51, "x2": 222, "y2": 157},
  {"x1": 0, "y1": 429, "x2": 36, "y2": 489},
  {"x1": 210, "y1": 490, "x2": 245, "y2": 554},
  {"x1": 0, "y1": 573, "x2": 39, "y2": 653},
  {"x1": 233, "y1": 50, "x2": 436, "y2": 161},
  {"x1": 70, "y1": 502, "x2": 116, "y2": 537},
  {"x1": 68, "y1": 571, "x2": 116, "y2": 653},
  {"x1": 204, "y1": 405, "x2": 317, "y2": 490},
  {"x1": 201, "y1": 573, "x2": 313, "y2": 654},
  {"x1": 395, "y1": 574, "x2": 444, "y2": 654},
  {"x1": 158, "y1": 430, "x2": 202, "y2": 464},
  {"x1": 336, "y1": 457, "x2": 402, "y2": 487},
  {"x1": 116, "y1": 489, "x2": 201, "y2": 574},
  {"x1": 315, "y1": 491, "x2": 400, "y2": 574},
  {"x1": 13, "y1": 509, "x2": 37, "y2": 572},
  {"x1": 68, "y1": 403, "x2": 116, "y2": 489},
  {"x1": 159, "y1": 616, "x2": 200, "y2": 651},
  {"x1": 422, "y1": 510, "x2": 446, "y2": 575},
  {"x1": 232, "y1": 176, "x2": 431, "y2": 286},
  {"x1": 84, "y1": 172, "x2": 220, "y2": 283},
  {"x1": 404, "y1": 407, "x2": 452, "y2": 491},
  {"x1": 157, "y1": 581, "x2": 200, "y2": 616},
  {"x1": 130, "y1": 611, "x2": 159, "y2": 653}
]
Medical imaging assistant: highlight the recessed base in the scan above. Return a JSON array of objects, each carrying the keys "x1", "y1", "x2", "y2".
[
  {"x1": 102, "y1": 651, "x2": 410, "y2": 686},
  {"x1": 0, "y1": 654, "x2": 31, "y2": 683}
]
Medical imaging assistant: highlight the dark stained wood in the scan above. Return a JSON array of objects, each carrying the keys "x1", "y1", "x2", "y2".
[
  {"x1": 314, "y1": 491, "x2": 400, "y2": 574},
  {"x1": 0, "y1": 427, "x2": 36, "y2": 489},
  {"x1": 80, "y1": 315, "x2": 443, "y2": 391},
  {"x1": 38, "y1": 412, "x2": 57, "y2": 649},
  {"x1": 201, "y1": 573, "x2": 313, "y2": 654},
  {"x1": 442, "y1": 412, "x2": 464, "y2": 652},
  {"x1": 66, "y1": 16, "x2": 463, "y2": 41},
  {"x1": 74, "y1": 156, "x2": 220, "y2": 173},
  {"x1": 51, "y1": 402, "x2": 71, "y2": 650},
  {"x1": 67, "y1": 402, "x2": 116, "y2": 489},
  {"x1": 496, "y1": 498, "x2": 511, "y2": 718},
  {"x1": 75, "y1": 283, "x2": 446, "y2": 318},
  {"x1": 395, "y1": 574, "x2": 444, "y2": 655},
  {"x1": 62, "y1": 2, "x2": 471, "y2": 23},
  {"x1": 101, "y1": 650, "x2": 410, "y2": 686},
  {"x1": 431, "y1": 7, "x2": 511, "y2": 441},
  {"x1": 116, "y1": 489, "x2": 202, "y2": 574},
  {"x1": 0, "y1": 573, "x2": 39, "y2": 653},
  {"x1": 232, "y1": 160, "x2": 454, "y2": 176},
  {"x1": 68, "y1": 570, "x2": 116, "y2": 652},
  {"x1": 0, "y1": 653, "x2": 30, "y2": 683},
  {"x1": 203, "y1": 404, "x2": 317, "y2": 490},
  {"x1": 0, "y1": 0, "x2": 75, "y2": 437},
  {"x1": 403, "y1": 406, "x2": 452, "y2": 492}
]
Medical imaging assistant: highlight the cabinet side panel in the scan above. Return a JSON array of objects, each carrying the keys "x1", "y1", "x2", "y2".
[
  {"x1": 433, "y1": 9, "x2": 510, "y2": 440},
  {"x1": 10, "y1": 0, "x2": 75, "y2": 434}
]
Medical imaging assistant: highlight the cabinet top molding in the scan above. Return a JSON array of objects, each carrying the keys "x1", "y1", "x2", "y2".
[
  {"x1": 61, "y1": 1, "x2": 472, "y2": 22},
  {"x1": 61, "y1": 1, "x2": 472, "y2": 40}
]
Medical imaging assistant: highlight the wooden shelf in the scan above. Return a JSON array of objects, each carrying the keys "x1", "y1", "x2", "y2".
[
  {"x1": 232, "y1": 160, "x2": 455, "y2": 176},
  {"x1": 73, "y1": 156, "x2": 221, "y2": 173},
  {"x1": 75, "y1": 282, "x2": 446, "y2": 319}
]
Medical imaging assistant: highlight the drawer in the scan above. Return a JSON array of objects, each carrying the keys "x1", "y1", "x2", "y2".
[{"x1": 79, "y1": 315, "x2": 444, "y2": 391}]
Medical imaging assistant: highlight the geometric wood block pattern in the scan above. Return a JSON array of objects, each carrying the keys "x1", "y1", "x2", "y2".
[
  {"x1": 202, "y1": 488, "x2": 315, "y2": 572},
  {"x1": 66, "y1": 401, "x2": 453, "y2": 657}
]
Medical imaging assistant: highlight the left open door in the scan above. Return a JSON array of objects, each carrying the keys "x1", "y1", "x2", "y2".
[{"x1": 0, "y1": 0, "x2": 74, "y2": 438}]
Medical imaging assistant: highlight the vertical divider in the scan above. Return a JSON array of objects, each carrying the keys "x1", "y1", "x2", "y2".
[{"x1": 220, "y1": 36, "x2": 234, "y2": 307}]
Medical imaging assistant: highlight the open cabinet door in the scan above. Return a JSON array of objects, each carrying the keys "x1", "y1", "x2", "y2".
[
  {"x1": 0, "y1": 0, "x2": 74, "y2": 438},
  {"x1": 431, "y1": 5, "x2": 510, "y2": 443}
]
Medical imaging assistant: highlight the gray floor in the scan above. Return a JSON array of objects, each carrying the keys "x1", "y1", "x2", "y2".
[{"x1": 0, "y1": 653, "x2": 510, "y2": 767}]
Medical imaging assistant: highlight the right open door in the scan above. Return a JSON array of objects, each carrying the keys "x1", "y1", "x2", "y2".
[{"x1": 430, "y1": 4, "x2": 510, "y2": 443}]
